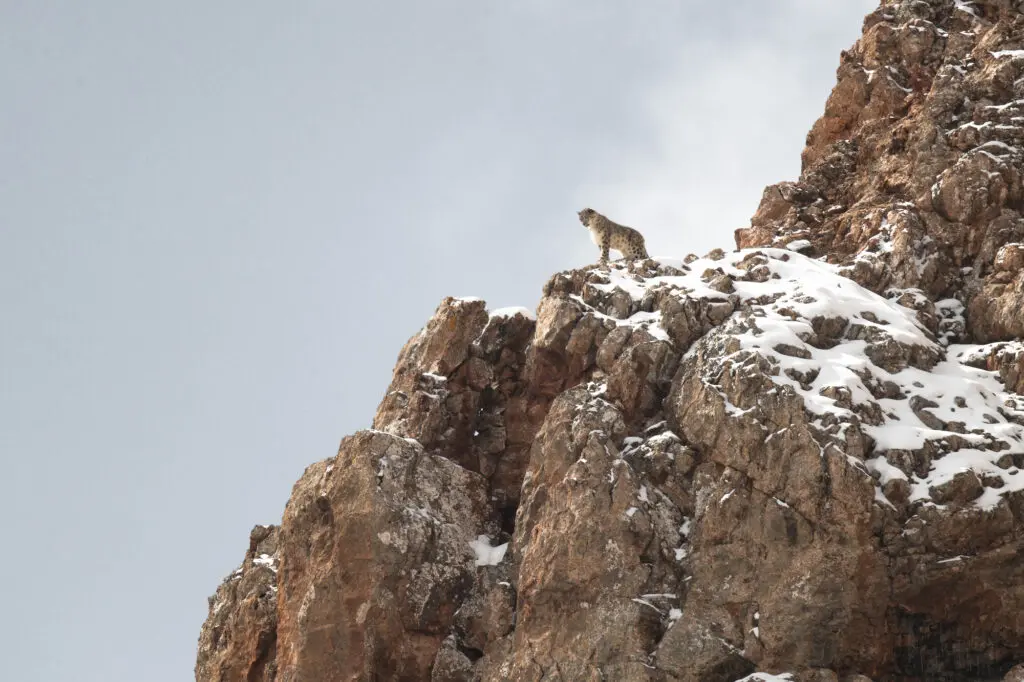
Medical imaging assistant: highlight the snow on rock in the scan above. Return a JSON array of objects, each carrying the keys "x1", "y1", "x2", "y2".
[
  {"x1": 468, "y1": 535, "x2": 509, "y2": 567},
  {"x1": 252, "y1": 553, "x2": 278, "y2": 572},
  {"x1": 954, "y1": 0, "x2": 980, "y2": 19},
  {"x1": 734, "y1": 674, "x2": 794, "y2": 682},
  {"x1": 568, "y1": 289, "x2": 671, "y2": 343},
  {"x1": 585, "y1": 249, "x2": 1024, "y2": 511},
  {"x1": 488, "y1": 305, "x2": 536, "y2": 320},
  {"x1": 197, "y1": 6, "x2": 1024, "y2": 681},
  {"x1": 991, "y1": 50, "x2": 1024, "y2": 60}
]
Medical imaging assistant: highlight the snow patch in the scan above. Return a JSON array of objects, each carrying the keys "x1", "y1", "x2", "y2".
[
  {"x1": 489, "y1": 305, "x2": 535, "y2": 320},
  {"x1": 252, "y1": 554, "x2": 278, "y2": 572},
  {"x1": 582, "y1": 248, "x2": 1024, "y2": 512},
  {"x1": 468, "y1": 535, "x2": 509, "y2": 567},
  {"x1": 954, "y1": 1, "x2": 979, "y2": 18},
  {"x1": 734, "y1": 673, "x2": 794, "y2": 682}
]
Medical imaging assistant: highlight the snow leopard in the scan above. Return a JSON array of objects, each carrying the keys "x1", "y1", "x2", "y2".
[{"x1": 578, "y1": 208, "x2": 650, "y2": 264}]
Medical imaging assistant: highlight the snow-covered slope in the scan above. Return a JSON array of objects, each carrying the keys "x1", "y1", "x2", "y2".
[{"x1": 575, "y1": 249, "x2": 1024, "y2": 513}]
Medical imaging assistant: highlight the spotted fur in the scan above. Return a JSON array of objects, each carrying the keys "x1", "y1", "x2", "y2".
[{"x1": 577, "y1": 208, "x2": 649, "y2": 264}]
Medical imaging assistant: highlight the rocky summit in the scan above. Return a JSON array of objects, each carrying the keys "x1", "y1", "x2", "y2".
[{"x1": 197, "y1": 2, "x2": 1024, "y2": 681}]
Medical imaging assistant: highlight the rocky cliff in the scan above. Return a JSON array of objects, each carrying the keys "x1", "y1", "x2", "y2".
[{"x1": 196, "y1": 2, "x2": 1024, "y2": 681}]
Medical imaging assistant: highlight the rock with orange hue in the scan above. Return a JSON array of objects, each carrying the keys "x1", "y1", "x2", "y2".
[
  {"x1": 736, "y1": 0, "x2": 1024, "y2": 343},
  {"x1": 195, "y1": 525, "x2": 280, "y2": 682},
  {"x1": 198, "y1": 2, "x2": 1024, "y2": 681},
  {"x1": 273, "y1": 431, "x2": 499, "y2": 682}
]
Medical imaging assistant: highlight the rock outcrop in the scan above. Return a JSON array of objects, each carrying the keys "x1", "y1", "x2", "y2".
[
  {"x1": 737, "y1": 0, "x2": 1024, "y2": 347},
  {"x1": 198, "y1": 2, "x2": 1024, "y2": 681}
]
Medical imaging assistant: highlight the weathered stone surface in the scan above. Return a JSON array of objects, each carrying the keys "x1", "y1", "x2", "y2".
[
  {"x1": 490, "y1": 387, "x2": 681, "y2": 681},
  {"x1": 430, "y1": 637, "x2": 473, "y2": 682},
  {"x1": 199, "y1": 3, "x2": 1024, "y2": 681},
  {"x1": 198, "y1": 248, "x2": 1024, "y2": 681},
  {"x1": 796, "y1": 671, "x2": 840, "y2": 682},
  {"x1": 373, "y1": 297, "x2": 538, "y2": 510},
  {"x1": 272, "y1": 431, "x2": 497, "y2": 682},
  {"x1": 735, "y1": 0, "x2": 1024, "y2": 340},
  {"x1": 196, "y1": 525, "x2": 280, "y2": 682},
  {"x1": 662, "y1": 329, "x2": 889, "y2": 679},
  {"x1": 929, "y1": 469, "x2": 984, "y2": 506}
]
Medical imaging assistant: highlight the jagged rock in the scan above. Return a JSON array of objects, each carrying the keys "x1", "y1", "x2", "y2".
[
  {"x1": 664, "y1": 330, "x2": 889, "y2": 678},
  {"x1": 273, "y1": 431, "x2": 498, "y2": 681},
  {"x1": 195, "y1": 525, "x2": 279, "y2": 682},
  {"x1": 199, "y1": 248, "x2": 1024, "y2": 681},
  {"x1": 374, "y1": 298, "x2": 538, "y2": 510},
  {"x1": 796, "y1": 671, "x2": 840, "y2": 682},
  {"x1": 883, "y1": 477, "x2": 912, "y2": 506},
  {"x1": 487, "y1": 388, "x2": 678, "y2": 681},
  {"x1": 929, "y1": 469, "x2": 985, "y2": 506},
  {"x1": 994, "y1": 243, "x2": 1024, "y2": 272},
  {"x1": 430, "y1": 637, "x2": 473, "y2": 682},
  {"x1": 198, "y1": 2, "x2": 1024, "y2": 680},
  {"x1": 452, "y1": 568, "x2": 515, "y2": 655},
  {"x1": 735, "y1": 0, "x2": 1024, "y2": 324}
]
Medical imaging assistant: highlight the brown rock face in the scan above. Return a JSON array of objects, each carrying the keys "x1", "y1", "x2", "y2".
[
  {"x1": 271, "y1": 431, "x2": 500, "y2": 681},
  {"x1": 372, "y1": 297, "x2": 538, "y2": 515},
  {"x1": 196, "y1": 525, "x2": 280, "y2": 682},
  {"x1": 737, "y1": 0, "x2": 1024, "y2": 344},
  {"x1": 198, "y1": 2, "x2": 1024, "y2": 681}
]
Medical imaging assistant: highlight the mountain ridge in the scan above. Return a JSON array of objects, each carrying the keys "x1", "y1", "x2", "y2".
[{"x1": 197, "y1": 2, "x2": 1024, "y2": 680}]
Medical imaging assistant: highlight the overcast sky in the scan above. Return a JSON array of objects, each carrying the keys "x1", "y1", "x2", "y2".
[{"x1": 0, "y1": 2, "x2": 876, "y2": 680}]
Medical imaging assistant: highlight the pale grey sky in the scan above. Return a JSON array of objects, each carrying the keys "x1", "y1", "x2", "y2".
[{"x1": 0, "y1": 2, "x2": 875, "y2": 680}]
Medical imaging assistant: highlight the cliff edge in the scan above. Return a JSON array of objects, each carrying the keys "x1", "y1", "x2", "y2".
[{"x1": 197, "y1": 2, "x2": 1024, "y2": 680}]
